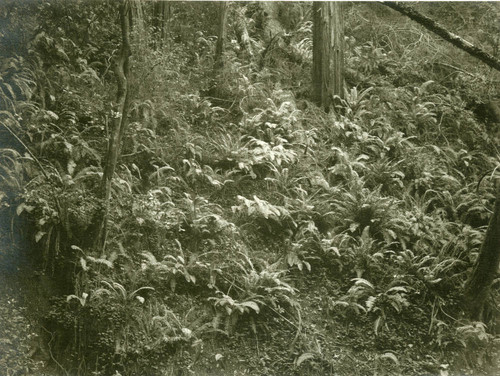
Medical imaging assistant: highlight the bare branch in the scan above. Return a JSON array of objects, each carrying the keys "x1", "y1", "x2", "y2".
[{"x1": 382, "y1": 2, "x2": 500, "y2": 72}]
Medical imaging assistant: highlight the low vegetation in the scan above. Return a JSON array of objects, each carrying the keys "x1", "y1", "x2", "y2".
[{"x1": 0, "y1": 1, "x2": 499, "y2": 375}]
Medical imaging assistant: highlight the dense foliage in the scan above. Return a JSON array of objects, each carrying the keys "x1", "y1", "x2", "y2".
[{"x1": 1, "y1": 1, "x2": 500, "y2": 375}]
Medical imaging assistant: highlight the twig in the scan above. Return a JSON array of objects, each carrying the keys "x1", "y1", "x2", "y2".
[
  {"x1": 433, "y1": 62, "x2": 476, "y2": 77},
  {"x1": 41, "y1": 325, "x2": 69, "y2": 376},
  {"x1": 477, "y1": 164, "x2": 500, "y2": 193}
]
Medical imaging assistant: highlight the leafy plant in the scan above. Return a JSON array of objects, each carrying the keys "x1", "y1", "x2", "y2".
[
  {"x1": 332, "y1": 277, "x2": 409, "y2": 335},
  {"x1": 335, "y1": 86, "x2": 375, "y2": 120},
  {"x1": 141, "y1": 240, "x2": 209, "y2": 292},
  {"x1": 93, "y1": 281, "x2": 154, "y2": 306},
  {"x1": 232, "y1": 194, "x2": 294, "y2": 236},
  {"x1": 210, "y1": 255, "x2": 298, "y2": 335}
]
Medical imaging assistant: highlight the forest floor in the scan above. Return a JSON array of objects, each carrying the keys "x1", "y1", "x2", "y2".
[
  {"x1": 294, "y1": 270, "x2": 500, "y2": 376},
  {"x1": 0, "y1": 237, "x2": 499, "y2": 375},
  {"x1": 0, "y1": 230, "x2": 53, "y2": 376}
]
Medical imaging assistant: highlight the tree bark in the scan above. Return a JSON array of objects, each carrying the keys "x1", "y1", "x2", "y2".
[
  {"x1": 331, "y1": 2, "x2": 344, "y2": 101},
  {"x1": 95, "y1": 0, "x2": 132, "y2": 251},
  {"x1": 464, "y1": 184, "x2": 500, "y2": 320},
  {"x1": 153, "y1": 0, "x2": 171, "y2": 46},
  {"x1": 258, "y1": 2, "x2": 285, "y2": 43},
  {"x1": 383, "y1": 2, "x2": 500, "y2": 73},
  {"x1": 234, "y1": 12, "x2": 253, "y2": 57},
  {"x1": 312, "y1": 2, "x2": 332, "y2": 111},
  {"x1": 214, "y1": 1, "x2": 228, "y2": 70}
]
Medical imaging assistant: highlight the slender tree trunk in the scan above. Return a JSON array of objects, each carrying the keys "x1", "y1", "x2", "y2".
[
  {"x1": 465, "y1": 185, "x2": 500, "y2": 320},
  {"x1": 153, "y1": 0, "x2": 171, "y2": 47},
  {"x1": 214, "y1": 1, "x2": 228, "y2": 70},
  {"x1": 95, "y1": 0, "x2": 132, "y2": 251},
  {"x1": 153, "y1": 1, "x2": 161, "y2": 33},
  {"x1": 234, "y1": 14, "x2": 253, "y2": 57},
  {"x1": 161, "y1": 2, "x2": 170, "y2": 41},
  {"x1": 312, "y1": 2, "x2": 332, "y2": 111},
  {"x1": 131, "y1": 0, "x2": 145, "y2": 34},
  {"x1": 383, "y1": 2, "x2": 500, "y2": 72},
  {"x1": 331, "y1": 2, "x2": 344, "y2": 101}
]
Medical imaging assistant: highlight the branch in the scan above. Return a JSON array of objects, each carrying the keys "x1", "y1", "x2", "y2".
[
  {"x1": 433, "y1": 62, "x2": 476, "y2": 77},
  {"x1": 382, "y1": 2, "x2": 500, "y2": 73}
]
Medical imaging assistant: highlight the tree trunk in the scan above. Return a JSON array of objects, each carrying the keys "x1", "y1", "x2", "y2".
[
  {"x1": 383, "y1": 2, "x2": 500, "y2": 73},
  {"x1": 312, "y1": 2, "x2": 332, "y2": 111},
  {"x1": 258, "y1": 2, "x2": 285, "y2": 42},
  {"x1": 214, "y1": 1, "x2": 228, "y2": 70},
  {"x1": 153, "y1": 0, "x2": 171, "y2": 46},
  {"x1": 95, "y1": 0, "x2": 132, "y2": 251},
  {"x1": 131, "y1": 0, "x2": 145, "y2": 35},
  {"x1": 465, "y1": 185, "x2": 500, "y2": 320},
  {"x1": 331, "y1": 2, "x2": 344, "y2": 101},
  {"x1": 234, "y1": 11, "x2": 253, "y2": 58}
]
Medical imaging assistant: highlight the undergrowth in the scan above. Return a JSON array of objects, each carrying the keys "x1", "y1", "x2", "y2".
[{"x1": 1, "y1": 1, "x2": 500, "y2": 375}]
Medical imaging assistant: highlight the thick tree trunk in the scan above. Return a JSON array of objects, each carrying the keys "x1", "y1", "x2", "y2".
[
  {"x1": 331, "y1": 2, "x2": 344, "y2": 101},
  {"x1": 383, "y1": 2, "x2": 500, "y2": 73},
  {"x1": 465, "y1": 185, "x2": 500, "y2": 320},
  {"x1": 312, "y1": 2, "x2": 332, "y2": 111},
  {"x1": 214, "y1": 1, "x2": 228, "y2": 70},
  {"x1": 95, "y1": 0, "x2": 131, "y2": 250}
]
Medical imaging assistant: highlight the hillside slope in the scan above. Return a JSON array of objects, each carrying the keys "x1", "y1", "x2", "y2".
[{"x1": 1, "y1": 1, "x2": 500, "y2": 375}]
